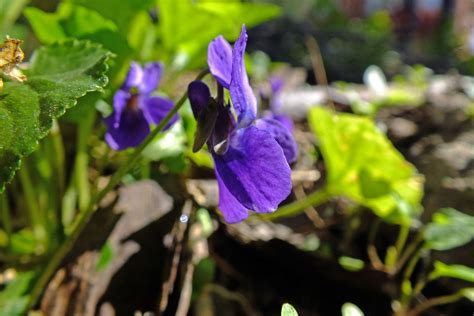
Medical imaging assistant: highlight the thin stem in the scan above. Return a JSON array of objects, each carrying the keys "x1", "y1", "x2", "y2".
[
  {"x1": 262, "y1": 186, "x2": 333, "y2": 221},
  {"x1": 406, "y1": 291, "x2": 466, "y2": 316},
  {"x1": 27, "y1": 69, "x2": 209, "y2": 310},
  {"x1": 49, "y1": 121, "x2": 66, "y2": 239},
  {"x1": 304, "y1": 35, "x2": 335, "y2": 110},
  {"x1": 0, "y1": 192, "x2": 12, "y2": 247},
  {"x1": 50, "y1": 121, "x2": 66, "y2": 203},
  {"x1": 367, "y1": 219, "x2": 385, "y2": 271},
  {"x1": 399, "y1": 248, "x2": 426, "y2": 309},
  {"x1": 19, "y1": 162, "x2": 45, "y2": 248},
  {"x1": 393, "y1": 233, "x2": 424, "y2": 274},
  {"x1": 386, "y1": 224, "x2": 411, "y2": 272},
  {"x1": 395, "y1": 225, "x2": 410, "y2": 260},
  {"x1": 76, "y1": 109, "x2": 95, "y2": 213}
]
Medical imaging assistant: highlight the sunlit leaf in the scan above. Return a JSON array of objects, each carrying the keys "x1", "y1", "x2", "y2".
[
  {"x1": 308, "y1": 107, "x2": 423, "y2": 224},
  {"x1": 0, "y1": 40, "x2": 111, "y2": 191},
  {"x1": 425, "y1": 208, "x2": 474, "y2": 251}
]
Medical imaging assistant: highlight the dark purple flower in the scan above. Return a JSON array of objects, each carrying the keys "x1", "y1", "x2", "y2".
[
  {"x1": 105, "y1": 62, "x2": 178, "y2": 150},
  {"x1": 189, "y1": 25, "x2": 297, "y2": 223}
]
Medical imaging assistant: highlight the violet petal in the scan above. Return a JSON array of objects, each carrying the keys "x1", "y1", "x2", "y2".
[
  {"x1": 140, "y1": 62, "x2": 162, "y2": 94},
  {"x1": 271, "y1": 113, "x2": 294, "y2": 133},
  {"x1": 105, "y1": 110, "x2": 150, "y2": 150},
  {"x1": 141, "y1": 96, "x2": 177, "y2": 130},
  {"x1": 208, "y1": 35, "x2": 233, "y2": 88},
  {"x1": 112, "y1": 89, "x2": 130, "y2": 128},
  {"x1": 229, "y1": 25, "x2": 257, "y2": 127},
  {"x1": 215, "y1": 170, "x2": 249, "y2": 223},
  {"x1": 213, "y1": 125, "x2": 292, "y2": 213},
  {"x1": 121, "y1": 62, "x2": 143, "y2": 91},
  {"x1": 255, "y1": 118, "x2": 297, "y2": 164}
]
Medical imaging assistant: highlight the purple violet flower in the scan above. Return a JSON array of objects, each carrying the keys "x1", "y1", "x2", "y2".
[
  {"x1": 104, "y1": 62, "x2": 178, "y2": 150},
  {"x1": 188, "y1": 25, "x2": 297, "y2": 223}
]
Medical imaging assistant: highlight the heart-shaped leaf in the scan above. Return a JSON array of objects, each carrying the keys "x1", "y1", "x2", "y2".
[
  {"x1": 0, "y1": 40, "x2": 111, "y2": 191},
  {"x1": 308, "y1": 107, "x2": 424, "y2": 224}
]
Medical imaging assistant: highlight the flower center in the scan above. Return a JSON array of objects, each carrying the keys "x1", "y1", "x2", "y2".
[{"x1": 126, "y1": 94, "x2": 140, "y2": 111}]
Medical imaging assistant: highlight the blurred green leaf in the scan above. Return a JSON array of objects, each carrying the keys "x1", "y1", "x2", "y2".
[
  {"x1": 192, "y1": 257, "x2": 215, "y2": 302},
  {"x1": 196, "y1": 208, "x2": 213, "y2": 237},
  {"x1": 0, "y1": 40, "x2": 111, "y2": 192},
  {"x1": 429, "y1": 261, "x2": 474, "y2": 283},
  {"x1": 0, "y1": 0, "x2": 28, "y2": 37},
  {"x1": 338, "y1": 256, "x2": 365, "y2": 272},
  {"x1": 425, "y1": 208, "x2": 474, "y2": 251},
  {"x1": 281, "y1": 303, "x2": 299, "y2": 316},
  {"x1": 0, "y1": 270, "x2": 35, "y2": 316},
  {"x1": 158, "y1": 0, "x2": 281, "y2": 68},
  {"x1": 96, "y1": 242, "x2": 114, "y2": 271},
  {"x1": 308, "y1": 107, "x2": 423, "y2": 224},
  {"x1": 461, "y1": 288, "x2": 474, "y2": 301},
  {"x1": 10, "y1": 229, "x2": 37, "y2": 255},
  {"x1": 341, "y1": 302, "x2": 364, "y2": 316},
  {"x1": 67, "y1": 0, "x2": 154, "y2": 34},
  {"x1": 24, "y1": 7, "x2": 67, "y2": 44}
]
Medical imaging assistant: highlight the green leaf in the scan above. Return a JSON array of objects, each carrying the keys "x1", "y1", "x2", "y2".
[
  {"x1": 10, "y1": 229, "x2": 38, "y2": 255},
  {"x1": 25, "y1": 4, "x2": 130, "y2": 81},
  {"x1": 281, "y1": 303, "x2": 299, "y2": 316},
  {"x1": 23, "y1": 7, "x2": 67, "y2": 44},
  {"x1": 0, "y1": 270, "x2": 36, "y2": 316},
  {"x1": 461, "y1": 288, "x2": 474, "y2": 301},
  {"x1": 338, "y1": 256, "x2": 365, "y2": 272},
  {"x1": 308, "y1": 107, "x2": 423, "y2": 224},
  {"x1": 425, "y1": 208, "x2": 474, "y2": 251},
  {"x1": 158, "y1": 0, "x2": 281, "y2": 68},
  {"x1": 96, "y1": 242, "x2": 114, "y2": 271},
  {"x1": 0, "y1": 40, "x2": 111, "y2": 192},
  {"x1": 429, "y1": 261, "x2": 474, "y2": 283},
  {"x1": 341, "y1": 302, "x2": 364, "y2": 316},
  {"x1": 0, "y1": 0, "x2": 29, "y2": 36},
  {"x1": 68, "y1": 0, "x2": 154, "y2": 34}
]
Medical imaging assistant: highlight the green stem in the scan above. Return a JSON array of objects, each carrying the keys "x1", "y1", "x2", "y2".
[
  {"x1": 50, "y1": 121, "x2": 66, "y2": 205},
  {"x1": 0, "y1": 192, "x2": 12, "y2": 247},
  {"x1": 76, "y1": 110, "x2": 95, "y2": 213},
  {"x1": 27, "y1": 69, "x2": 208, "y2": 310},
  {"x1": 386, "y1": 224, "x2": 411, "y2": 271},
  {"x1": 400, "y1": 248, "x2": 426, "y2": 309},
  {"x1": 262, "y1": 186, "x2": 333, "y2": 220},
  {"x1": 394, "y1": 224, "x2": 410, "y2": 260},
  {"x1": 406, "y1": 290, "x2": 466, "y2": 316},
  {"x1": 19, "y1": 162, "x2": 45, "y2": 248},
  {"x1": 393, "y1": 232, "x2": 424, "y2": 274}
]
